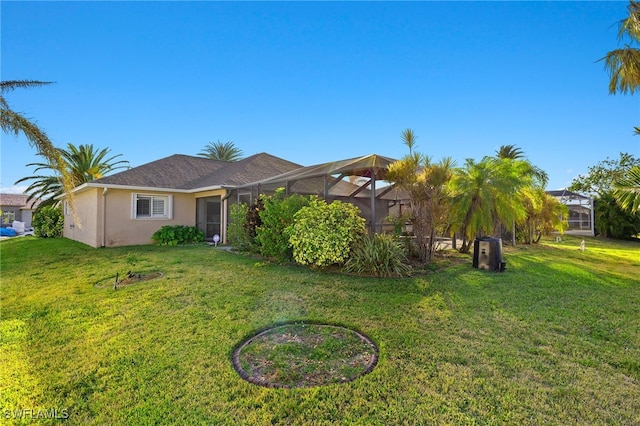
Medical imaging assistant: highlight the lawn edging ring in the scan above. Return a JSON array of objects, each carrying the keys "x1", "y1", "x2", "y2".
[{"x1": 232, "y1": 321, "x2": 379, "y2": 388}]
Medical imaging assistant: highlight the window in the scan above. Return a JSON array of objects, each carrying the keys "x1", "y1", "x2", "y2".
[
  {"x1": 2, "y1": 211, "x2": 15, "y2": 224},
  {"x1": 132, "y1": 194, "x2": 172, "y2": 219}
]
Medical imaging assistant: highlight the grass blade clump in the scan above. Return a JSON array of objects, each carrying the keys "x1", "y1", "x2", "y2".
[{"x1": 344, "y1": 233, "x2": 412, "y2": 277}]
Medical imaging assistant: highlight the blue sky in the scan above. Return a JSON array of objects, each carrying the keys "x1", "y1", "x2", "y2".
[{"x1": 2, "y1": 1, "x2": 638, "y2": 193}]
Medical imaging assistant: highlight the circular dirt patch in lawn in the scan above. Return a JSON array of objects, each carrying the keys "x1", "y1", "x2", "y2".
[
  {"x1": 94, "y1": 271, "x2": 163, "y2": 288},
  {"x1": 232, "y1": 322, "x2": 378, "y2": 388}
]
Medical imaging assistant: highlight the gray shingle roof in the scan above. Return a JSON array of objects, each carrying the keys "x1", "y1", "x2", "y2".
[
  {"x1": 92, "y1": 153, "x2": 301, "y2": 190},
  {"x1": 0, "y1": 194, "x2": 42, "y2": 209}
]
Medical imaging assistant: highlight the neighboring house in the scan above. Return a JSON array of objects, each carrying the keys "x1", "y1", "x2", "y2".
[
  {"x1": 62, "y1": 152, "x2": 402, "y2": 248},
  {"x1": 546, "y1": 189, "x2": 595, "y2": 236},
  {"x1": 0, "y1": 193, "x2": 41, "y2": 227}
]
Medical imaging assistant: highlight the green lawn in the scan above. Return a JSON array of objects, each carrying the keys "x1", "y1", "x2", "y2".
[{"x1": 1, "y1": 235, "x2": 639, "y2": 425}]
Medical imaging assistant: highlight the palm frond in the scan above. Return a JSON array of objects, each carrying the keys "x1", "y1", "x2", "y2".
[
  {"x1": 0, "y1": 80, "x2": 53, "y2": 93},
  {"x1": 601, "y1": 47, "x2": 640, "y2": 94},
  {"x1": 613, "y1": 165, "x2": 640, "y2": 211},
  {"x1": 198, "y1": 140, "x2": 243, "y2": 161}
]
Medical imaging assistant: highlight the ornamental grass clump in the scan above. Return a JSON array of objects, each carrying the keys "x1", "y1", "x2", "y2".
[
  {"x1": 289, "y1": 199, "x2": 365, "y2": 267},
  {"x1": 344, "y1": 233, "x2": 412, "y2": 277}
]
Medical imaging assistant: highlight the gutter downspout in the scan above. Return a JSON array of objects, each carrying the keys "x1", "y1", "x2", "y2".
[
  {"x1": 102, "y1": 187, "x2": 108, "y2": 248},
  {"x1": 222, "y1": 190, "x2": 233, "y2": 244}
]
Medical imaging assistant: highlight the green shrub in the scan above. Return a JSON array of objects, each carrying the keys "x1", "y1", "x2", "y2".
[
  {"x1": 289, "y1": 199, "x2": 366, "y2": 267},
  {"x1": 246, "y1": 198, "x2": 264, "y2": 244},
  {"x1": 33, "y1": 205, "x2": 63, "y2": 238},
  {"x1": 228, "y1": 203, "x2": 253, "y2": 251},
  {"x1": 151, "y1": 225, "x2": 204, "y2": 246},
  {"x1": 344, "y1": 233, "x2": 412, "y2": 277},
  {"x1": 256, "y1": 189, "x2": 311, "y2": 262}
]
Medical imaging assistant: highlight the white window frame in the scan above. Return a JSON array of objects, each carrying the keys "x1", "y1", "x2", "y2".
[{"x1": 131, "y1": 193, "x2": 173, "y2": 219}]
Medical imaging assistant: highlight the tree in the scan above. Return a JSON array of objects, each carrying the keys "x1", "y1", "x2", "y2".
[
  {"x1": 569, "y1": 153, "x2": 640, "y2": 195},
  {"x1": 0, "y1": 80, "x2": 76, "y2": 207},
  {"x1": 570, "y1": 153, "x2": 640, "y2": 239},
  {"x1": 386, "y1": 130, "x2": 455, "y2": 262},
  {"x1": 448, "y1": 157, "x2": 530, "y2": 253},
  {"x1": 518, "y1": 189, "x2": 568, "y2": 244},
  {"x1": 595, "y1": 191, "x2": 640, "y2": 238},
  {"x1": 495, "y1": 144, "x2": 550, "y2": 245},
  {"x1": 495, "y1": 144, "x2": 548, "y2": 188},
  {"x1": 16, "y1": 143, "x2": 129, "y2": 207},
  {"x1": 495, "y1": 144, "x2": 524, "y2": 160},
  {"x1": 198, "y1": 140, "x2": 243, "y2": 161},
  {"x1": 601, "y1": 1, "x2": 640, "y2": 133}
]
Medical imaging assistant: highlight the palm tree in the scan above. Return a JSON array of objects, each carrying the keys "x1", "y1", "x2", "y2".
[
  {"x1": 613, "y1": 165, "x2": 640, "y2": 212},
  {"x1": 16, "y1": 143, "x2": 129, "y2": 207},
  {"x1": 387, "y1": 129, "x2": 455, "y2": 262},
  {"x1": 496, "y1": 144, "x2": 548, "y2": 188},
  {"x1": 495, "y1": 144, "x2": 524, "y2": 159},
  {"x1": 601, "y1": 1, "x2": 640, "y2": 133},
  {"x1": 198, "y1": 140, "x2": 243, "y2": 161},
  {"x1": 602, "y1": 0, "x2": 640, "y2": 95},
  {"x1": 448, "y1": 157, "x2": 530, "y2": 252},
  {"x1": 1, "y1": 80, "x2": 77, "y2": 203},
  {"x1": 494, "y1": 144, "x2": 550, "y2": 245}
]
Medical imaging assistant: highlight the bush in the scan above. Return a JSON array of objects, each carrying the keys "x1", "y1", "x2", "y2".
[
  {"x1": 151, "y1": 225, "x2": 204, "y2": 246},
  {"x1": 595, "y1": 192, "x2": 640, "y2": 239},
  {"x1": 289, "y1": 199, "x2": 366, "y2": 267},
  {"x1": 228, "y1": 203, "x2": 253, "y2": 251},
  {"x1": 256, "y1": 189, "x2": 311, "y2": 262},
  {"x1": 246, "y1": 198, "x2": 264, "y2": 244},
  {"x1": 33, "y1": 205, "x2": 63, "y2": 238},
  {"x1": 344, "y1": 234, "x2": 412, "y2": 277}
]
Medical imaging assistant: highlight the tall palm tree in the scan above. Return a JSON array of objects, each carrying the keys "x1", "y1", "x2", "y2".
[
  {"x1": 16, "y1": 143, "x2": 129, "y2": 207},
  {"x1": 0, "y1": 80, "x2": 77, "y2": 204},
  {"x1": 198, "y1": 140, "x2": 243, "y2": 161}
]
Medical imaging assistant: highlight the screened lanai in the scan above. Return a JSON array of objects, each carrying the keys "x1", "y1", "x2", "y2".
[
  {"x1": 233, "y1": 154, "x2": 408, "y2": 232},
  {"x1": 546, "y1": 189, "x2": 595, "y2": 236}
]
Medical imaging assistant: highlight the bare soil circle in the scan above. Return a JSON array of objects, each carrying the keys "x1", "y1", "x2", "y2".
[{"x1": 232, "y1": 322, "x2": 378, "y2": 388}]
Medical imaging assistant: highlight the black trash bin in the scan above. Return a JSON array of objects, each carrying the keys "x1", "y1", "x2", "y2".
[{"x1": 473, "y1": 237, "x2": 506, "y2": 272}]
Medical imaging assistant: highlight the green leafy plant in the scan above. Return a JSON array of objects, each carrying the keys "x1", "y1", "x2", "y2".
[
  {"x1": 384, "y1": 211, "x2": 412, "y2": 237},
  {"x1": 151, "y1": 225, "x2": 204, "y2": 246},
  {"x1": 246, "y1": 198, "x2": 264, "y2": 245},
  {"x1": 344, "y1": 233, "x2": 412, "y2": 277},
  {"x1": 32, "y1": 205, "x2": 63, "y2": 238},
  {"x1": 289, "y1": 199, "x2": 365, "y2": 267},
  {"x1": 256, "y1": 188, "x2": 311, "y2": 262},
  {"x1": 227, "y1": 203, "x2": 253, "y2": 251}
]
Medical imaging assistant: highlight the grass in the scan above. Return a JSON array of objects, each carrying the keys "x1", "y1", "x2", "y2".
[{"x1": 1, "y1": 235, "x2": 639, "y2": 425}]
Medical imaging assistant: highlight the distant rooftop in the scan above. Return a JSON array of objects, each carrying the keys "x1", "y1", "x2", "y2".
[{"x1": 0, "y1": 193, "x2": 42, "y2": 209}]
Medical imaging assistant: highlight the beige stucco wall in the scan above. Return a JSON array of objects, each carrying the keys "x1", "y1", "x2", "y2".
[
  {"x1": 64, "y1": 187, "x2": 102, "y2": 247},
  {"x1": 64, "y1": 187, "x2": 230, "y2": 248},
  {"x1": 103, "y1": 189, "x2": 196, "y2": 247}
]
